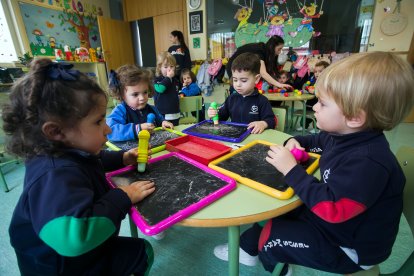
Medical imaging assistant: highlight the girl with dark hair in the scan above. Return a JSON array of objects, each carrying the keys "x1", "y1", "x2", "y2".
[
  {"x1": 168, "y1": 30, "x2": 192, "y2": 78},
  {"x1": 226, "y1": 35, "x2": 292, "y2": 90},
  {"x1": 4, "y1": 58, "x2": 155, "y2": 275}
]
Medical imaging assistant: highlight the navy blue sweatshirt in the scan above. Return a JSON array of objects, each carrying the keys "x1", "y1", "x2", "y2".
[
  {"x1": 153, "y1": 75, "x2": 180, "y2": 115},
  {"x1": 284, "y1": 130, "x2": 404, "y2": 265},
  {"x1": 218, "y1": 88, "x2": 276, "y2": 129},
  {"x1": 9, "y1": 150, "x2": 131, "y2": 274}
]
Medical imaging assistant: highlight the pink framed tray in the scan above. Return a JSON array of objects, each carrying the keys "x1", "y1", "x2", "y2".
[{"x1": 106, "y1": 152, "x2": 236, "y2": 236}]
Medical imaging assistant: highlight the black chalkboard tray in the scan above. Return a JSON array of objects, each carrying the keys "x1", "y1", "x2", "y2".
[
  {"x1": 209, "y1": 140, "x2": 320, "y2": 199},
  {"x1": 106, "y1": 127, "x2": 185, "y2": 153},
  {"x1": 106, "y1": 152, "x2": 236, "y2": 236},
  {"x1": 182, "y1": 120, "x2": 251, "y2": 143}
]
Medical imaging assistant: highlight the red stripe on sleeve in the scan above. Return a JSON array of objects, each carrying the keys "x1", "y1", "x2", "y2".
[{"x1": 311, "y1": 198, "x2": 366, "y2": 223}]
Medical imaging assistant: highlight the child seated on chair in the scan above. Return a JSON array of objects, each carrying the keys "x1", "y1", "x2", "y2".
[
  {"x1": 4, "y1": 59, "x2": 156, "y2": 275},
  {"x1": 296, "y1": 60, "x2": 330, "y2": 133},
  {"x1": 179, "y1": 68, "x2": 205, "y2": 122},
  {"x1": 106, "y1": 64, "x2": 173, "y2": 142},
  {"x1": 207, "y1": 52, "x2": 276, "y2": 134},
  {"x1": 214, "y1": 52, "x2": 414, "y2": 275}
]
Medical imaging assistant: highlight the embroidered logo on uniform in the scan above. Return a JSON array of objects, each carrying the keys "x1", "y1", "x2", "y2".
[
  {"x1": 249, "y1": 105, "x2": 259, "y2": 114},
  {"x1": 263, "y1": 239, "x2": 310, "y2": 252},
  {"x1": 323, "y1": 168, "x2": 330, "y2": 183}
]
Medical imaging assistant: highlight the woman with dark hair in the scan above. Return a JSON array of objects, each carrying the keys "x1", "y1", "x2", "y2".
[
  {"x1": 168, "y1": 30, "x2": 192, "y2": 78},
  {"x1": 226, "y1": 35, "x2": 291, "y2": 89}
]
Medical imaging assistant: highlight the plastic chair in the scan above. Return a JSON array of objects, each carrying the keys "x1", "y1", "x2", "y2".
[
  {"x1": 272, "y1": 107, "x2": 287, "y2": 132},
  {"x1": 272, "y1": 146, "x2": 414, "y2": 276},
  {"x1": 179, "y1": 96, "x2": 203, "y2": 124},
  {"x1": 291, "y1": 108, "x2": 317, "y2": 131},
  {"x1": 0, "y1": 152, "x2": 20, "y2": 192}
]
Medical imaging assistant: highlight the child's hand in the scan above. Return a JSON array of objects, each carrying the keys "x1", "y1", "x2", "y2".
[
  {"x1": 140, "y1": 123, "x2": 155, "y2": 132},
  {"x1": 123, "y1": 147, "x2": 152, "y2": 166},
  {"x1": 162, "y1": 120, "x2": 174, "y2": 129},
  {"x1": 118, "y1": 180, "x2": 155, "y2": 204},
  {"x1": 247, "y1": 121, "x2": 268, "y2": 134},
  {"x1": 284, "y1": 138, "x2": 304, "y2": 151},
  {"x1": 265, "y1": 145, "x2": 297, "y2": 175},
  {"x1": 207, "y1": 107, "x2": 218, "y2": 118}
]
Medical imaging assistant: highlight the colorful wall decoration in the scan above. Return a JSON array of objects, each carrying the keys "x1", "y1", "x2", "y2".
[
  {"x1": 17, "y1": 0, "x2": 108, "y2": 56},
  {"x1": 234, "y1": 0, "x2": 324, "y2": 48}
]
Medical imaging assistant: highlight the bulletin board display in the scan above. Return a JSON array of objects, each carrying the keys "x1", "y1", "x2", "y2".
[
  {"x1": 182, "y1": 120, "x2": 251, "y2": 143},
  {"x1": 12, "y1": 0, "x2": 107, "y2": 57},
  {"x1": 106, "y1": 152, "x2": 236, "y2": 236},
  {"x1": 209, "y1": 140, "x2": 320, "y2": 200},
  {"x1": 106, "y1": 128, "x2": 185, "y2": 154}
]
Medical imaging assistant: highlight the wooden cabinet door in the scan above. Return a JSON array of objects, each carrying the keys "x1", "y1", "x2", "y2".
[
  {"x1": 98, "y1": 17, "x2": 134, "y2": 72},
  {"x1": 153, "y1": 11, "x2": 185, "y2": 57}
]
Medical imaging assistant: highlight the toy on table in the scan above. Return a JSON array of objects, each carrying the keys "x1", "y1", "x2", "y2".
[
  {"x1": 89, "y1": 48, "x2": 97, "y2": 62},
  {"x1": 76, "y1": 47, "x2": 90, "y2": 62},
  {"x1": 137, "y1": 130, "x2": 150, "y2": 172},
  {"x1": 96, "y1": 47, "x2": 104, "y2": 62},
  {"x1": 290, "y1": 148, "x2": 309, "y2": 163},
  {"x1": 55, "y1": 49, "x2": 63, "y2": 60},
  {"x1": 210, "y1": 102, "x2": 219, "y2": 125}
]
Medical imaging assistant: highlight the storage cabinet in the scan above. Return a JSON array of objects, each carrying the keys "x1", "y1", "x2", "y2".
[{"x1": 68, "y1": 62, "x2": 108, "y2": 90}]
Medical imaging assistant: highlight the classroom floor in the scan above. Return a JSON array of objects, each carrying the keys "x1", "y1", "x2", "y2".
[{"x1": 1, "y1": 87, "x2": 413, "y2": 275}]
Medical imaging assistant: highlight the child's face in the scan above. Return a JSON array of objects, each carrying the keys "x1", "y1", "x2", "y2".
[
  {"x1": 231, "y1": 70, "x2": 260, "y2": 96},
  {"x1": 182, "y1": 74, "x2": 192, "y2": 86},
  {"x1": 61, "y1": 95, "x2": 110, "y2": 155},
  {"x1": 313, "y1": 89, "x2": 349, "y2": 134},
  {"x1": 314, "y1": 65, "x2": 326, "y2": 79},
  {"x1": 161, "y1": 62, "x2": 175, "y2": 77},
  {"x1": 277, "y1": 74, "x2": 288, "y2": 84},
  {"x1": 124, "y1": 83, "x2": 149, "y2": 110}
]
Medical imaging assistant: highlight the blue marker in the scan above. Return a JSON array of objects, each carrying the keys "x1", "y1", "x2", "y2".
[{"x1": 147, "y1": 113, "x2": 156, "y2": 124}]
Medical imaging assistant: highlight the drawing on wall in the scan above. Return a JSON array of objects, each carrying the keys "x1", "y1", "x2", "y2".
[
  {"x1": 233, "y1": 0, "x2": 324, "y2": 48},
  {"x1": 18, "y1": 1, "x2": 103, "y2": 56}
]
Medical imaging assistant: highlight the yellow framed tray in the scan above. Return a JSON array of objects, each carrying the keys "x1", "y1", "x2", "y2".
[
  {"x1": 106, "y1": 128, "x2": 185, "y2": 154},
  {"x1": 208, "y1": 140, "x2": 320, "y2": 200}
]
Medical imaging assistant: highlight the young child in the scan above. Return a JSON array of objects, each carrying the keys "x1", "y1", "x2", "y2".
[
  {"x1": 179, "y1": 68, "x2": 205, "y2": 121},
  {"x1": 179, "y1": 68, "x2": 201, "y2": 97},
  {"x1": 214, "y1": 52, "x2": 414, "y2": 275},
  {"x1": 106, "y1": 64, "x2": 174, "y2": 142},
  {"x1": 153, "y1": 51, "x2": 181, "y2": 126},
  {"x1": 207, "y1": 52, "x2": 276, "y2": 134},
  {"x1": 3, "y1": 59, "x2": 156, "y2": 275},
  {"x1": 276, "y1": 70, "x2": 293, "y2": 87},
  {"x1": 296, "y1": 60, "x2": 330, "y2": 133}
]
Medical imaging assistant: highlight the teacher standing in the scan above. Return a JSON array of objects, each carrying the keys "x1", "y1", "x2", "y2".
[
  {"x1": 227, "y1": 35, "x2": 291, "y2": 89},
  {"x1": 168, "y1": 30, "x2": 192, "y2": 79}
]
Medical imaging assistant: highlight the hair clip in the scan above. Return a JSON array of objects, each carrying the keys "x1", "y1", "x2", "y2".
[
  {"x1": 47, "y1": 62, "x2": 79, "y2": 81},
  {"x1": 108, "y1": 70, "x2": 120, "y2": 89}
]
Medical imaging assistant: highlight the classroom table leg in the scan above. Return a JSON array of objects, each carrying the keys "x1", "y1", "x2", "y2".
[
  {"x1": 228, "y1": 226, "x2": 240, "y2": 276},
  {"x1": 129, "y1": 215, "x2": 139, "y2": 238},
  {"x1": 301, "y1": 101, "x2": 306, "y2": 136}
]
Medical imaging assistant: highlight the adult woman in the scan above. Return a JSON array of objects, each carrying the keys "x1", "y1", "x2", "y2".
[
  {"x1": 226, "y1": 35, "x2": 291, "y2": 89},
  {"x1": 168, "y1": 30, "x2": 192, "y2": 78}
]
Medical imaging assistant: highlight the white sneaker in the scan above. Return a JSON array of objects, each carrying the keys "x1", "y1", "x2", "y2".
[
  {"x1": 295, "y1": 126, "x2": 303, "y2": 131},
  {"x1": 152, "y1": 231, "x2": 166, "y2": 240},
  {"x1": 308, "y1": 128, "x2": 319, "y2": 134},
  {"x1": 214, "y1": 243, "x2": 258, "y2": 266}
]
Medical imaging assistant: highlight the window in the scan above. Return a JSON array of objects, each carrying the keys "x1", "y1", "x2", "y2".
[{"x1": 0, "y1": 2, "x2": 18, "y2": 64}]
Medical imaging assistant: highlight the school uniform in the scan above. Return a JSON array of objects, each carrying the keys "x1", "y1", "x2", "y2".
[
  {"x1": 153, "y1": 76, "x2": 180, "y2": 126},
  {"x1": 9, "y1": 150, "x2": 153, "y2": 275},
  {"x1": 217, "y1": 88, "x2": 277, "y2": 129},
  {"x1": 240, "y1": 130, "x2": 404, "y2": 274},
  {"x1": 106, "y1": 102, "x2": 165, "y2": 141}
]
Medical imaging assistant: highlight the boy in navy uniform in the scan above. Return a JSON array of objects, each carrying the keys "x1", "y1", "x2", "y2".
[{"x1": 208, "y1": 52, "x2": 276, "y2": 134}]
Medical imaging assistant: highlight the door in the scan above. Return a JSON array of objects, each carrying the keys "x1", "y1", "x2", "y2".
[
  {"x1": 98, "y1": 17, "x2": 135, "y2": 71},
  {"x1": 153, "y1": 11, "x2": 186, "y2": 57}
]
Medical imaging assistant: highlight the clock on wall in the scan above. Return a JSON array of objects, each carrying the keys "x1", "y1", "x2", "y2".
[{"x1": 189, "y1": 0, "x2": 201, "y2": 10}]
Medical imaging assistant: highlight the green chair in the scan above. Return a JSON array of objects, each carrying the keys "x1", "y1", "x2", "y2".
[
  {"x1": 291, "y1": 109, "x2": 317, "y2": 132},
  {"x1": 272, "y1": 146, "x2": 414, "y2": 276},
  {"x1": 179, "y1": 96, "x2": 203, "y2": 124},
  {"x1": 272, "y1": 107, "x2": 287, "y2": 132},
  {"x1": 0, "y1": 152, "x2": 20, "y2": 192}
]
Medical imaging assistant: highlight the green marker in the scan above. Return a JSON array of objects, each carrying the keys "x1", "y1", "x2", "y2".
[{"x1": 211, "y1": 102, "x2": 219, "y2": 125}]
